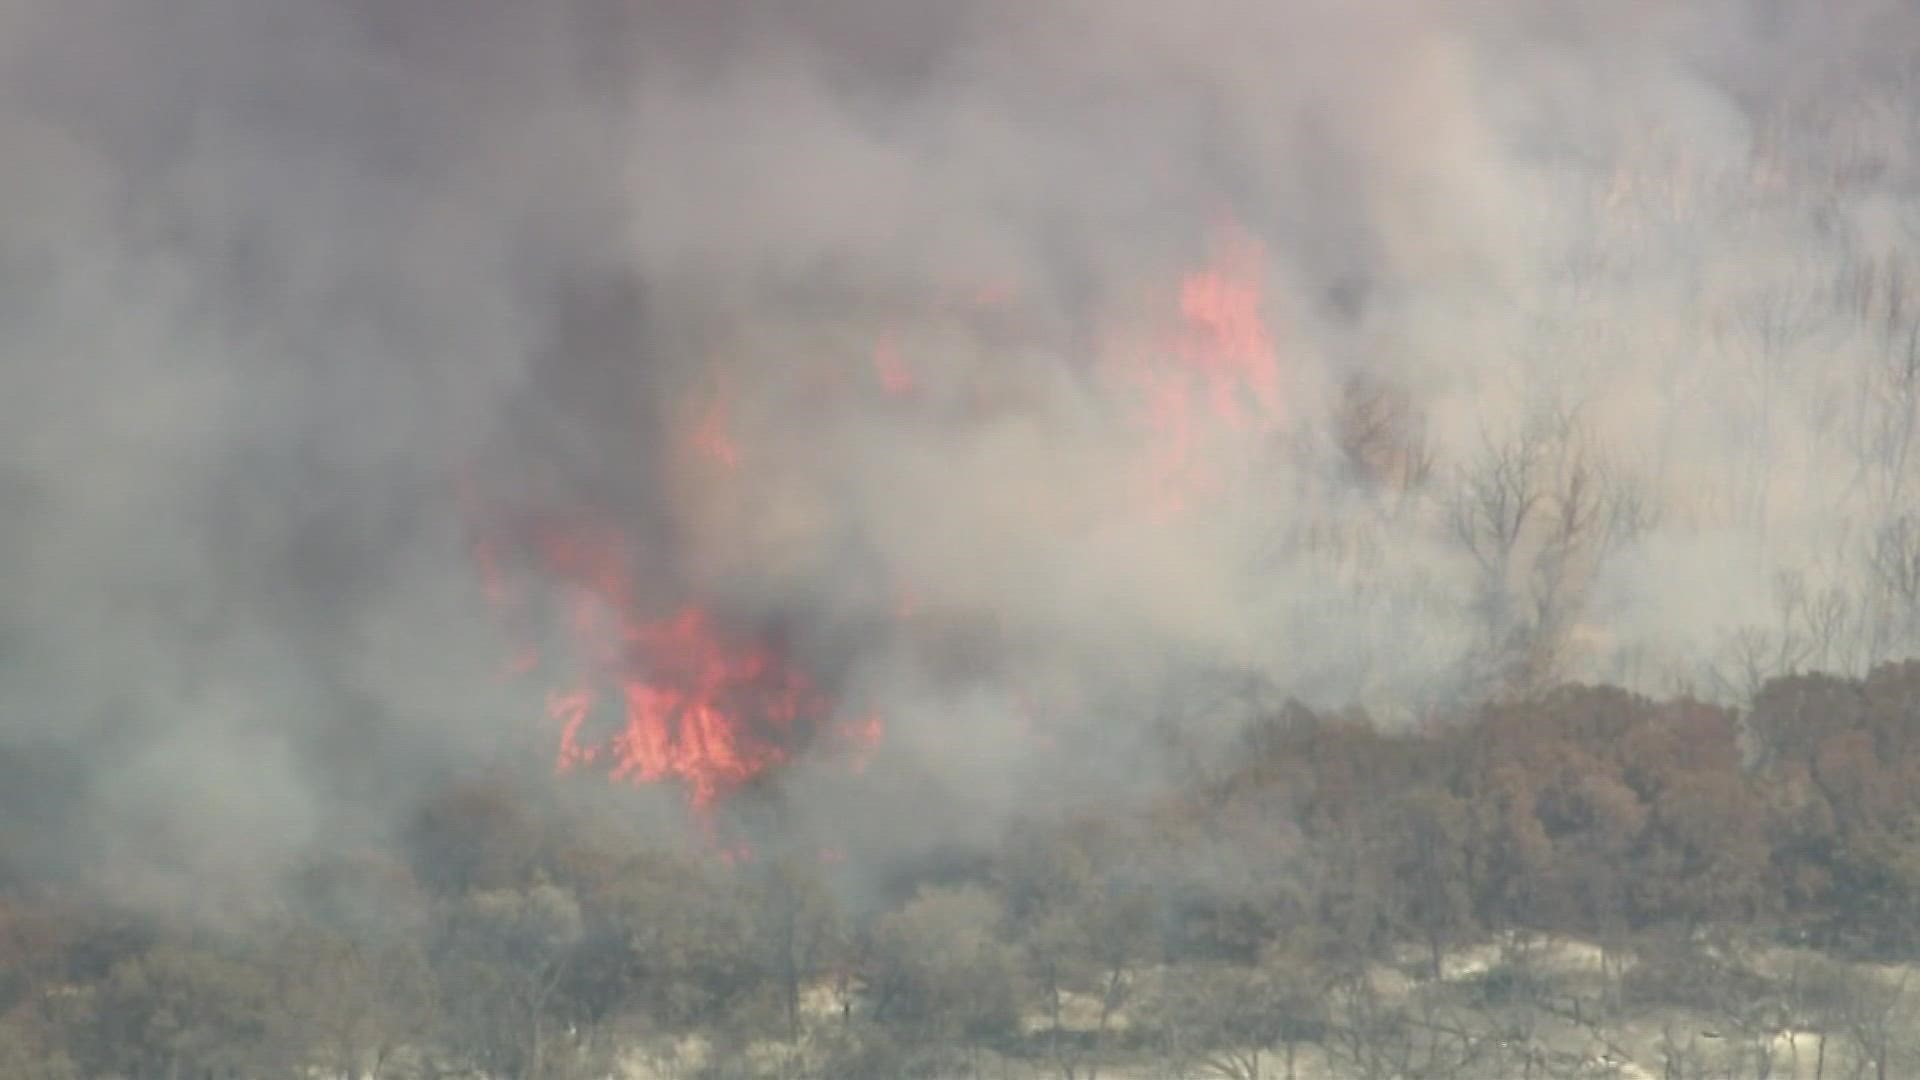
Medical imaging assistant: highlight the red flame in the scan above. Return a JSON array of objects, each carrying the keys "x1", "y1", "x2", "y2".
[
  {"x1": 553, "y1": 604, "x2": 827, "y2": 809},
  {"x1": 465, "y1": 220, "x2": 1280, "y2": 817},
  {"x1": 1111, "y1": 223, "x2": 1286, "y2": 515},
  {"x1": 1174, "y1": 232, "x2": 1283, "y2": 431},
  {"x1": 470, "y1": 511, "x2": 878, "y2": 815}
]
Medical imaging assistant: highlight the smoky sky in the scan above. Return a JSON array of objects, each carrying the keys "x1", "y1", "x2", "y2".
[{"x1": 3, "y1": 0, "x2": 1919, "y2": 901}]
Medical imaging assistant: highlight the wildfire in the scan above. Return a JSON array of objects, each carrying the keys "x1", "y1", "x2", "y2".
[
  {"x1": 1175, "y1": 235, "x2": 1283, "y2": 429},
  {"x1": 465, "y1": 218, "x2": 1283, "y2": 820},
  {"x1": 470, "y1": 513, "x2": 876, "y2": 815},
  {"x1": 552, "y1": 604, "x2": 827, "y2": 809},
  {"x1": 1110, "y1": 222, "x2": 1287, "y2": 514}
]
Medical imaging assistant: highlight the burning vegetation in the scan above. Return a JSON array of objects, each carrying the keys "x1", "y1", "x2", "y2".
[
  {"x1": 15, "y1": 0, "x2": 1920, "y2": 1078},
  {"x1": 464, "y1": 221, "x2": 1296, "y2": 824},
  {"x1": 469, "y1": 511, "x2": 872, "y2": 814}
]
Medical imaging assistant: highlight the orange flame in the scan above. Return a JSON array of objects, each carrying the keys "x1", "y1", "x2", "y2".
[
  {"x1": 1112, "y1": 222, "x2": 1286, "y2": 515},
  {"x1": 1176, "y1": 240, "x2": 1283, "y2": 430},
  {"x1": 470, "y1": 510, "x2": 880, "y2": 815},
  {"x1": 464, "y1": 221, "x2": 1281, "y2": 815}
]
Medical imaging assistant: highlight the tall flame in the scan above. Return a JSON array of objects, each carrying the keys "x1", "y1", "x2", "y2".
[
  {"x1": 551, "y1": 603, "x2": 824, "y2": 810},
  {"x1": 470, "y1": 507, "x2": 878, "y2": 814},
  {"x1": 1112, "y1": 222, "x2": 1287, "y2": 515}
]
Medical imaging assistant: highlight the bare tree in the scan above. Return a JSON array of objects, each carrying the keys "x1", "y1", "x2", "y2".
[
  {"x1": 1149, "y1": 948, "x2": 1326, "y2": 1080},
  {"x1": 281, "y1": 930, "x2": 437, "y2": 1080},
  {"x1": 1446, "y1": 412, "x2": 1654, "y2": 697},
  {"x1": 1712, "y1": 273, "x2": 1835, "y2": 540},
  {"x1": 1842, "y1": 299, "x2": 1920, "y2": 507},
  {"x1": 1779, "y1": 952, "x2": 1862, "y2": 1080},
  {"x1": 1863, "y1": 513, "x2": 1920, "y2": 662},
  {"x1": 866, "y1": 885, "x2": 1023, "y2": 1080},
  {"x1": 1319, "y1": 975, "x2": 1489, "y2": 1080},
  {"x1": 1708, "y1": 572, "x2": 1836, "y2": 703},
  {"x1": 1838, "y1": 968, "x2": 1911, "y2": 1080},
  {"x1": 1336, "y1": 373, "x2": 1435, "y2": 520},
  {"x1": 430, "y1": 883, "x2": 585, "y2": 1080}
]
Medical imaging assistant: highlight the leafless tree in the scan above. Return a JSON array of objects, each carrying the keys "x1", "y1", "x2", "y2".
[
  {"x1": 1712, "y1": 273, "x2": 1835, "y2": 539},
  {"x1": 1149, "y1": 948, "x2": 1326, "y2": 1080},
  {"x1": 1862, "y1": 513, "x2": 1920, "y2": 662},
  {"x1": 1840, "y1": 299, "x2": 1920, "y2": 509},
  {"x1": 1336, "y1": 374, "x2": 1435, "y2": 521},
  {"x1": 1320, "y1": 976, "x2": 1489, "y2": 1080},
  {"x1": 1446, "y1": 412, "x2": 1654, "y2": 697},
  {"x1": 1835, "y1": 967, "x2": 1913, "y2": 1080},
  {"x1": 1709, "y1": 570, "x2": 1864, "y2": 702}
]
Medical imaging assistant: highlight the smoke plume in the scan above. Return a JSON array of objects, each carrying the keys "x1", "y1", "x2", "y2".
[{"x1": 4, "y1": 0, "x2": 1919, "y2": 898}]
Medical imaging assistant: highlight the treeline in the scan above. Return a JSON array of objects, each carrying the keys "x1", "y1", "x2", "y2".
[{"x1": 11, "y1": 665, "x2": 1920, "y2": 1078}]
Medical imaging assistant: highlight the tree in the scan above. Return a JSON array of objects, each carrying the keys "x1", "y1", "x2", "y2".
[
  {"x1": 743, "y1": 854, "x2": 846, "y2": 1044},
  {"x1": 430, "y1": 882, "x2": 585, "y2": 1080},
  {"x1": 1382, "y1": 786, "x2": 1477, "y2": 980},
  {"x1": 1712, "y1": 271, "x2": 1835, "y2": 537},
  {"x1": 867, "y1": 884, "x2": 1023, "y2": 1078},
  {"x1": 278, "y1": 927, "x2": 436, "y2": 1080},
  {"x1": 1864, "y1": 513, "x2": 1920, "y2": 662},
  {"x1": 1334, "y1": 372, "x2": 1433, "y2": 518},
  {"x1": 1836, "y1": 967, "x2": 1911, "y2": 1080},
  {"x1": 1459, "y1": 688, "x2": 1646, "y2": 937},
  {"x1": 1751, "y1": 666, "x2": 1920, "y2": 952},
  {"x1": 0, "y1": 896, "x2": 72, "y2": 1036},
  {"x1": 563, "y1": 851, "x2": 760, "y2": 1034},
  {"x1": 82, "y1": 941, "x2": 293, "y2": 1080},
  {"x1": 405, "y1": 777, "x2": 546, "y2": 896},
  {"x1": 1633, "y1": 770, "x2": 1770, "y2": 930},
  {"x1": 0, "y1": 1007, "x2": 78, "y2": 1080},
  {"x1": 1000, "y1": 820, "x2": 1158, "y2": 1080},
  {"x1": 1445, "y1": 414, "x2": 1651, "y2": 697},
  {"x1": 1780, "y1": 952, "x2": 1860, "y2": 1080},
  {"x1": 1320, "y1": 973, "x2": 1488, "y2": 1080},
  {"x1": 1148, "y1": 942, "x2": 1327, "y2": 1080}
]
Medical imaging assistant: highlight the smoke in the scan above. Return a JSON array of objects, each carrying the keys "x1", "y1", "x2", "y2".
[{"x1": 3, "y1": 0, "x2": 1918, "y2": 899}]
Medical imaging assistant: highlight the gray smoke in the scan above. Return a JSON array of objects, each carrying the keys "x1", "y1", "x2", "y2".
[{"x1": 4, "y1": 0, "x2": 1919, "y2": 900}]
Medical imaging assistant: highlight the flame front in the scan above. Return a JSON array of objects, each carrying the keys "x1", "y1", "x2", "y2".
[
  {"x1": 555, "y1": 604, "x2": 824, "y2": 810},
  {"x1": 467, "y1": 218, "x2": 1285, "y2": 819},
  {"x1": 471, "y1": 514, "x2": 867, "y2": 814}
]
